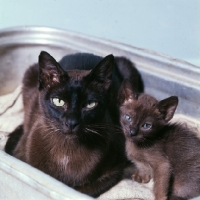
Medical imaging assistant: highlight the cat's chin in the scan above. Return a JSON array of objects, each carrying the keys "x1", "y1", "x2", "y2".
[
  {"x1": 61, "y1": 131, "x2": 79, "y2": 140},
  {"x1": 62, "y1": 129, "x2": 78, "y2": 136}
]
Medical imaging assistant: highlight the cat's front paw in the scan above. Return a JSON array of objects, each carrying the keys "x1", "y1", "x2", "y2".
[{"x1": 131, "y1": 170, "x2": 151, "y2": 184}]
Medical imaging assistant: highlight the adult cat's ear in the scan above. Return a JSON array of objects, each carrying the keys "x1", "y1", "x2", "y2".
[
  {"x1": 118, "y1": 79, "x2": 138, "y2": 105},
  {"x1": 38, "y1": 51, "x2": 68, "y2": 89},
  {"x1": 88, "y1": 54, "x2": 114, "y2": 89},
  {"x1": 157, "y1": 96, "x2": 178, "y2": 122}
]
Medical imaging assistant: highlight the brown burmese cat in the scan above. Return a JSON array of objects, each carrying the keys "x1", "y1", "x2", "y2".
[
  {"x1": 119, "y1": 80, "x2": 200, "y2": 200},
  {"x1": 5, "y1": 52, "x2": 143, "y2": 197}
]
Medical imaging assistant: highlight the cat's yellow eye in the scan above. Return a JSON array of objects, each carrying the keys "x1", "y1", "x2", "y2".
[
  {"x1": 86, "y1": 101, "x2": 97, "y2": 109},
  {"x1": 125, "y1": 114, "x2": 132, "y2": 122},
  {"x1": 52, "y1": 98, "x2": 65, "y2": 107},
  {"x1": 142, "y1": 123, "x2": 152, "y2": 130}
]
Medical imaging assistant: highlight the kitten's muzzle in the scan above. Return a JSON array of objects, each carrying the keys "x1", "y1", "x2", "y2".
[{"x1": 129, "y1": 128, "x2": 137, "y2": 136}]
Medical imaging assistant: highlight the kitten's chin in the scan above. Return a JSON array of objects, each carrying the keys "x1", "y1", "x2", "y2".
[
  {"x1": 124, "y1": 131, "x2": 141, "y2": 144},
  {"x1": 126, "y1": 136, "x2": 136, "y2": 143}
]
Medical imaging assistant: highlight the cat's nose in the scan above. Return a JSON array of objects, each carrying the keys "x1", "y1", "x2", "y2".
[
  {"x1": 129, "y1": 128, "x2": 137, "y2": 136},
  {"x1": 66, "y1": 117, "x2": 80, "y2": 130}
]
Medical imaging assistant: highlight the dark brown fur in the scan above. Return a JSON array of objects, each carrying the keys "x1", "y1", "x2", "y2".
[
  {"x1": 5, "y1": 52, "x2": 143, "y2": 197},
  {"x1": 118, "y1": 80, "x2": 200, "y2": 200}
]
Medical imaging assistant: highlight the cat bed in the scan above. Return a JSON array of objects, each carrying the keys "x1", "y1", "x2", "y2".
[
  {"x1": 0, "y1": 26, "x2": 200, "y2": 200},
  {"x1": 1, "y1": 85, "x2": 200, "y2": 200}
]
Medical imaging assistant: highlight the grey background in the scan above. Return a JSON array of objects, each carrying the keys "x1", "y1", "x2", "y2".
[{"x1": 0, "y1": 0, "x2": 199, "y2": 66}]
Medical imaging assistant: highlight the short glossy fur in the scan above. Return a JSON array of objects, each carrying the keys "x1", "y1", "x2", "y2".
[
  {"x1": 5, "y1": 52, "x2": 143, "y2": 197},
  {"x1": 118, "y1": 80, "x2": 200, "y2": 200}
]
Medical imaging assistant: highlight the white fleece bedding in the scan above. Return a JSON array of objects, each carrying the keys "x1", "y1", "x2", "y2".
[{"x1": 0, "y1": 86, "x2": 199, "y2": 200}]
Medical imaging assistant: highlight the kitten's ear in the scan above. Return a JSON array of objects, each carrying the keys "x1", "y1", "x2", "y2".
[
  {"x1": 38, "y1": 51, "x2": 68, "y2": 89},
  {"x1": 88, "y1": 54, "x2": 114, "y2": 89},
  {"x1": 118, "y1": 79, "x2": 138, "y2": 105},
  {"x1": 157, "y1": 96, "x2": 178, "y2": 122}
]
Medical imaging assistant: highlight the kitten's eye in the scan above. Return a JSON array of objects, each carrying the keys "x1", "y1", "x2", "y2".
[
  {"x1": 142, "y1": 123, "x2": 152, "y2": 130},
  {"x1": 52, "y1": 98, "x2": 65, "y2": 107},
  {"x1": 86, "y1": 101, "x2": 97, "y2": 109},
  {"x1": 125, "y1": 114, "x2": 132, "y2": 122}
]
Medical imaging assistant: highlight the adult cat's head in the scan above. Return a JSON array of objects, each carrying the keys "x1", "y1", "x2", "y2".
[
  {"x1": 118, "y1": 79, "x2": 178, "y2": 146},
  {"x1": 38, "y1": 51, "x2": 114, "y2": 141}
]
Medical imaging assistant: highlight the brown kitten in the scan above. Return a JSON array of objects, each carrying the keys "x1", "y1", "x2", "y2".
[{"x1": 118, "y1": 80, "x2": 200, "y2": 200}]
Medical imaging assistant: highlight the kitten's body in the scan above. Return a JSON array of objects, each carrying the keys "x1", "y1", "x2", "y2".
[
  {"x1": 5, "y1": 52, "x2": 143, "y2": 197},
  {"x1": 119, "y1": 80, "x2": 200, "y2": 200}
]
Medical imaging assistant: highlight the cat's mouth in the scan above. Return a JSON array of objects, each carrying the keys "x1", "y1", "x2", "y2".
[
  {"x1": 61, "y1": 121, "x2": 81, "y2": 135},
  {"x1": 63, "y1": 133, "x2": 78, "y2": 139},
  {"x1": 62, "y1": 127, "x2": 79, "y2": 136}
]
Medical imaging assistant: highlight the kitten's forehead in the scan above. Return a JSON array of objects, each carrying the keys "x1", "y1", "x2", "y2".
[
  {"x1": 121, "y1": 94, "x2": 158, "y2": 118},
  {"x1": 122, "y1": 94, "x2": 158, "y2": 109},
  {"x1": 67, "y1": 70, "x2": 91, "y2": 81},
  {"x1": 138, "y1": 94, "x2": 158, "y2": 107}
]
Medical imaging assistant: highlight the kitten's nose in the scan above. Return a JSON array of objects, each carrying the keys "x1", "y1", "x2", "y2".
[{"x1": 129, "y1": 128, "x2": 137, "y2": 136}]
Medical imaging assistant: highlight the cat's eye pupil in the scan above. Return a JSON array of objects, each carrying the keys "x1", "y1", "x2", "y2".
[
  {"x1": 125, "y1": 114, "x2": 132, "y2": 122},
  {"x1": 142, "y1": 123, "x2": 152, "y2": 129},
  {"x1": 52, "y1": 98, "x2": 65, "y2": 107},
  {"x1": 86, "y1": 101, "x2": 96, "y2": 109}
]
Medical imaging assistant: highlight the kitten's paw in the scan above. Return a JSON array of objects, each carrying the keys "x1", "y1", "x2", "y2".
[
  {"x1": 131, "y1": 171, "x2": 151, "y2": 183},
  {"x1": 155, "y1": 196, "x2": 168, "y2": 200}
]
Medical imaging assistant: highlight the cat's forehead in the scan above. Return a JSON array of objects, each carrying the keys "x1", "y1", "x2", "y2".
[{"x1": 67, "y1": 70, "x2": 91, "y2": 81}]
